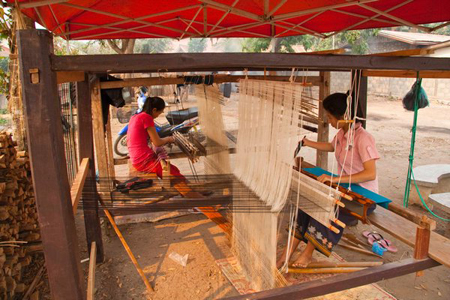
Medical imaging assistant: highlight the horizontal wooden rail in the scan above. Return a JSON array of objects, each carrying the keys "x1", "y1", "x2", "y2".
[
  {"x1": 71, "y1": 158, "x2": 90, "y2": 215},
  {"x1": 51, "y1": 53, "x2": 450, "y2": 73},
  {"x1": 87, "y1": 241, "x2": 97, "y2": 300},
  {"x1": 113, "y1": 147, "x2": 237, "y2": 165},
  {"x1": 56, "y1": 71, "x2": 85, "y2": 84},
  {"x1": 100, "y1": 75, "x2": 322, "y2": 89},
  {"x1": 370, "y1": 48, "x2": 434, "y2": 57},
  {"x1": 227, "y1": 258, "x2": 439, "y2": 300},
  {"x1": 362, "y1": 70, "x2": 450, "y2": 78}
]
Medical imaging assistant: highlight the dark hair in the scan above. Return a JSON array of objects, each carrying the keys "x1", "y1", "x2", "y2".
[
  {"x1": 139, "y1": 86, "x2": 148, "y2": 95},
  {"x1": 323, "y1": 92, "x2": 363, "y2": 122},
  {"x1": 142, "y1": 96, "x2": 165, "y2": 115}
]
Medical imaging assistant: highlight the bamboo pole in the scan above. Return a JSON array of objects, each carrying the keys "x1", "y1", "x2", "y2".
[
  {"x1": 288, "y1": 267, "x2": 366, "y2": 274},
  {"x1": 101, "y1": 205, "x2": 153, "y2": 293}
]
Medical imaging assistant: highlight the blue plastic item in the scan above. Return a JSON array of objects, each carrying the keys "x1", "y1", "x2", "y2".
[{"x1": 372, "y1": 241, "x2": 387, "y2": 256}]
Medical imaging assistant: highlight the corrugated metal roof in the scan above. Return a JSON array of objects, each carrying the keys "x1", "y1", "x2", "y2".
[{"x1": 379, "y1": 30, "x2": 450, "y2": 45}]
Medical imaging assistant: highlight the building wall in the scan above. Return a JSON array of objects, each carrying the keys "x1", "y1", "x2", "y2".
[{"x1": 330, "y1": 71, "x2": 450, "y2": 103}]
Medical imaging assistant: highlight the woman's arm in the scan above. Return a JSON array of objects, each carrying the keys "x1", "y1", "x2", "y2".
[
  {"x1": 303, "y1": 138, "x2": 335, "y2": 152},
  {"x1": 147, "y1": 127, "x2": 174, "y2": 147},
  {"x1": 317, "y1": 159, "x2": 377, "y2": 184}
]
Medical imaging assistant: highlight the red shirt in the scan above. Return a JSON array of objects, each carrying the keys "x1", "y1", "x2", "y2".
[{"x1": 127, "y1": 112, "x2": 155, "y2": 165}]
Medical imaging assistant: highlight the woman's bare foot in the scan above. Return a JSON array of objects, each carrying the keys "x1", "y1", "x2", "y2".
[{"x1": 291, "y1": 241, "x2": 315, "y2": 268}]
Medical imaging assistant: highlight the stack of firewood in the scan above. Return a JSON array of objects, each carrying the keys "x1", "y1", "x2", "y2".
[{"x1": 0, "y1": 132, "x2": 41, "y2": 299}]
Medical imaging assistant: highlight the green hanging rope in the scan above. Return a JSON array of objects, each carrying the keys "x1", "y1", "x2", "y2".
[
  {"x1": 402, "y1": 75, "x2": 421, "y2": 207},
  {"x1": 402, "y1": 73, "x2": 450, "y2": 222}
]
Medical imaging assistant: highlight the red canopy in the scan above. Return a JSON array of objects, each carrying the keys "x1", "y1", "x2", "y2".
[{"x1": 10, "y1": 0, "x2": 450, "y2": 40}]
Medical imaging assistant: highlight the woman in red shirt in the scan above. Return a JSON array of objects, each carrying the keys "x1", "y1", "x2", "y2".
[{"x1": 127, "y1": 96, "x2": 184, "y2": 180}]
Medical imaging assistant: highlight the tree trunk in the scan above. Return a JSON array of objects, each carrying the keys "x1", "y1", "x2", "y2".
[{"x1": 8, "y1": 9, "x2": 35, "y2": 151}]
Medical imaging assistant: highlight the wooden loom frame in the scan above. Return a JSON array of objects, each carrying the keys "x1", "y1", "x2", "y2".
[{"x1": 16, "y1": 29, "x2": 450, "y2": 299}]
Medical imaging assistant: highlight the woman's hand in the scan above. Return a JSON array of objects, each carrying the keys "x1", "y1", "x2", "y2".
[
  {"x1": 317, "y1": 174, "x2": 333, "y2": 184},
  {"x1": 166, "y1": 136, "x2": 175, "y2": 144},
  {"x1": 302, "y1": 137, "x2": 310, "y2": 147}
]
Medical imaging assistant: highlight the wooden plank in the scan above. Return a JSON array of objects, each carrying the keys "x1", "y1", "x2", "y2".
[
  {"x1": 71, "y1": 157, "x2": 90, "y2": 215},
  {"x1": 51, "y1": 53, "x2": 450, "y2": 73},
  {"x1": 307, "y1": 48, "x2": 345, "y2": 55},
  {"x1": 362, "y1": 70, "x2": 450, "y2": 78},
  {"x1": 105, "y1": 109, "x2": 116, "y2": 183},
  {"x1": 113, "y1": 147, "x2": 237, "y2": 165},
  {"x1": 414, "y1": 216, "x2": 431, "y2": 277},
  {"x1": 17, "y1": 29, "x2": 85, "y2": 300},
  {"x1": 316, "y1": 71, "x2": 330, "y2": 169},
  {"x1": 77, "y1": 76, "x2": 104, "y2": 263},
  {"x1": 87, "y1": 241, "x2": 97, "y2": 300},
  {"x1": 91, "y1": 77, "x2": 112, "y2": 195},
  {"x1": 351, "y1": 70, "x2": 367, "y2": 128},
  {"x1": 388, "y1": 202, "x2": 436, "y2": 230},
  {"x1": 227, "y1": 258, "x2": 439, "y2": 300},
  {"x1": 56, "y1": 71, "x2": 85, "y2": 84},
  {"x1": 100, "y1": 75, "x2": 322, "y2": 89},
  {"x1": 369, "y1": 206, "x2": 450, "y2": 268},
  {"x1": 370, "y1": 48, "x2": 434, "y2": 57}
]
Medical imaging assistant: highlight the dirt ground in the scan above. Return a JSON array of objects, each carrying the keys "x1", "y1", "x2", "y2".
[{"x1": 73, "y1": 92, "x2": 450, "y2": 300}]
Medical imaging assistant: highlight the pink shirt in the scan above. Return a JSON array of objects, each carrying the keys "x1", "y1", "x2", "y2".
[
  {"x1": 331, "y1": 123, "x2": 380, "y2": 193},
  {"x1": 127, "y1": 112, "x2": 155, "y2": 165}
]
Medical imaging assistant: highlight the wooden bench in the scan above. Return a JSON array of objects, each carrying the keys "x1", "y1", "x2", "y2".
[
  {"x1": 369, "y1": 205, "x2": 450, "y2": 268},
  {"x1": 409, "y1": 164, "x2": 450, "y2": 208}
]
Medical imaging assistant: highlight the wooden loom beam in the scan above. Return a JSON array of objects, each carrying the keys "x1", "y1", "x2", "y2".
[
  {"x1": 362, "y1": 70, "x2": 450, "y2": 78},
  {"x1": 351, "y1": 70, "x2": 368, "y2": 128},
  {"x1": 228, "y1": 258, "x2": 439, "y2": 300},
  {"x1": 77, "y1": 76, "x2": 105, "y2": 262},
  {"x1": 99, "y1": 75, "x2": 322, "y2": 89},
  {"x1": 51, "y1": 53, "x2": 450, "y2": 73},
  {"x1": 91, "y1": 76, "x2": 114, "y2": 198},
  {"x1": 17, "y1": 29, "x2": 85, "y2": 299},
  {"x1": 316, "y1": 71, "x2": 330, "y2": 169}
]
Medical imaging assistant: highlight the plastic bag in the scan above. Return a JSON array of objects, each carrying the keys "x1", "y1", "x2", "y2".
[{"x1": 402, "y1": 80, "x2": 429, "y2": 111}]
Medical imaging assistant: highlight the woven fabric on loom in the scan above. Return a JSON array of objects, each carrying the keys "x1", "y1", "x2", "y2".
[
  {"x1": 196, "y1": 85, "x2": 231, "y2": 175},
  {"x1": 195, "y1": 81, "x2": 339, "y2": 291}
]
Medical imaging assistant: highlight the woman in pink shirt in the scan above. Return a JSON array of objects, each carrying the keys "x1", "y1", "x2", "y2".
[
  {"x1": 127, "y1": 96, "x2": 184, "y2": 180},
  {"x1": 277, "y1": 92, "x2": 380, "y2": 269}
]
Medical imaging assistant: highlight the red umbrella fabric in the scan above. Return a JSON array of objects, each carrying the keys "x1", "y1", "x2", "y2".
[{"x1": 10, "y1": 0, "x2": 450, "y2": 40}]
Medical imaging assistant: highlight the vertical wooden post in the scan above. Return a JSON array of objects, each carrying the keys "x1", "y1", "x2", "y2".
[
  {"x1": 91, "y1": 77, "x2": 112, "y2": 197},
  {"x1": 414, "y1": 216, "x2": 431, "y2": 277},
  {"x1": 76, "y1": 76, "x2": 104, "y2": 263},
  {"x1": 17, "y1": 29, "x2": 85, "y2": 299},
  {"x1": 317, "y1": 71, "x2": 330, "y2": 169},
  {"x1": 351, "y1": 70, "x2": 368, "y2": 128}
]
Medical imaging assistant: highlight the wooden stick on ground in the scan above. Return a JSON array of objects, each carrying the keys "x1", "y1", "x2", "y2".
[
  {"x1": 100, "y1": 202, "x2": 153, "y2": 293},
  {"x1": 339, "y1": 243, "x2": 382, "y2": 258},
  {"x1": 305, "y1": 261, "x2": 383, "y2": 268},
  {"x1": 87, "y1": 242, "x2": 97, "y2": 300},
  {"x1": 22, "y1": 264, "x2": 45, "y2": 299},
  {"x1": 288, "y1": 267, "x2": 367, "y2": 274}
]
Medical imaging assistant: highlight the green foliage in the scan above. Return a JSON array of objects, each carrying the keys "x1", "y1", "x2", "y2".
[
  {"x1": 188, "y1": 38, "x2": 207, "y2": 53},
  {"x1": 53, "y1": 37, "x2": 83, "y2": 55},
  {"x1": 136, "y1": 39, "x2": 171, "y2": 53},
  {"x1": 241, "y1": 38, "x2": 271, "y2": 52},
  {"x1": 0, "y1": 7, "x2": 12, "y2": 46},
  {"x1": 241, "y1": 29, "x2": 379, "y2": 54},
  {"x1": 0, "y1": 57, "x2": 9, "y2": 95}
]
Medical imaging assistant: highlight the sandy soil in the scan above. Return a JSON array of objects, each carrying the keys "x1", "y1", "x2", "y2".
[{"x1": 74, "y1": 93, "x2": 450, "y2": 300}]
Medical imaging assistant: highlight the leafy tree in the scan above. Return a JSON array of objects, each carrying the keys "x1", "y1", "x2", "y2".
[
  {"x1": 241, "y1": 29, "x2": 379, "y2": 54},
  {"x1": 136, "y1": 39, "x2": 171, "y2": 53},
  {"x1": 188, "y1": 38, "x2": 207, "y2": 52}
]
